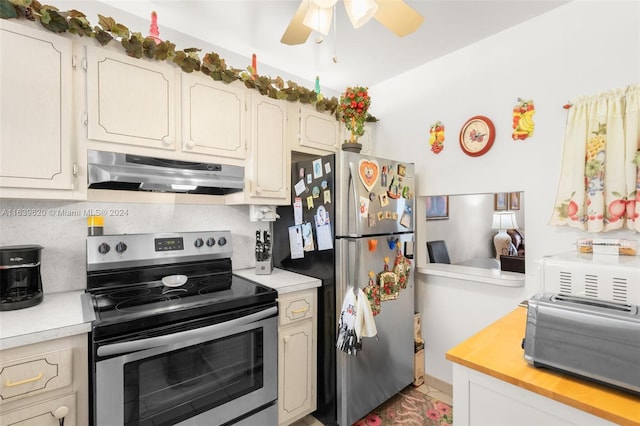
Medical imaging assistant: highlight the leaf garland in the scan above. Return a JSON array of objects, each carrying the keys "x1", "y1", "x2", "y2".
[{"x1": 0, "y1": 0, "x2": 377, "y2": 119}]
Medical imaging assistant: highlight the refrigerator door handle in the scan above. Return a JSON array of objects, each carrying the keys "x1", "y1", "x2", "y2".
[
  {"x1": 346, "y1": 237, "x2": 362, "y2": 291},
  {"x1": 348, "y1": 161, "x2": 360, "y2": 237}
]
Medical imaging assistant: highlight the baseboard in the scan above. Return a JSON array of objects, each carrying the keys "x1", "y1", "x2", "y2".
[{"x1": 425, "y1": 374, "x2": 453, "y2": 396}]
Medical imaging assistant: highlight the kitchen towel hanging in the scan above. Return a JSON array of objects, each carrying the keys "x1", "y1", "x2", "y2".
[{"x1": 336, "y1": 286, "x2": 377, "y2": 356}]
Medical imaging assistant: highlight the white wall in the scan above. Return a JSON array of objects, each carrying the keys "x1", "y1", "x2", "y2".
[{"x1": 371, "y1": 0, "x2": 640, "y2": 384}]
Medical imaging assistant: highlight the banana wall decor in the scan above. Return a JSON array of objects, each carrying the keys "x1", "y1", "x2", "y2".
[{"x1": 512, "y1": 98, "x2": 536, "y2": 140}]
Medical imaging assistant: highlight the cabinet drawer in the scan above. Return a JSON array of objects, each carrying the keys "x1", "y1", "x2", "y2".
[
  {"x1": 0, "y1": 348, "x2": 73, "y2": 403},
  {"x1": 0, "y1": 392, "x2": 75, "y2": 426},
  {"x1": 278, "y1": 290, "x2": 315, "y2": 326}
]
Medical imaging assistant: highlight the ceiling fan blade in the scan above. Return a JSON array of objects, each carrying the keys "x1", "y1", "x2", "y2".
[
  {"x1": 281, "y1": 0, "x2": 314, "y2": 45},
  {"x1": 374, "y1": 0, "x2": 425, "y2": 37}
]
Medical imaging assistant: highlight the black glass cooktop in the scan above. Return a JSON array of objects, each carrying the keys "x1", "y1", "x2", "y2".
[{"x1": 86, "y1": 259, "x2": 276, "y2": 341}]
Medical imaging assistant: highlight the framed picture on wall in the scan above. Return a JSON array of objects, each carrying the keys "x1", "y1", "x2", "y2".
[
  {"x1": 509, "y1": 192, "x2": 521, "y2": 210},
  {"x1": 494, "y1": 193, "x2": 508, "y2": 211},
  {"x1": 426, "y1": 195, "x2": 449, "y2": 220}
]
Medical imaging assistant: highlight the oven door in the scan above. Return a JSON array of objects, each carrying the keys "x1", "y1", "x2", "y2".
[{"x1": 94, "y1": 306, "x2": 277, "y2": 426}]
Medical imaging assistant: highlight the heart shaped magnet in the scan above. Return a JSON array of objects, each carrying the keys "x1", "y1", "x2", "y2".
[{"x1": 358, "y1": 159, "x2": 380, "y2": 192}]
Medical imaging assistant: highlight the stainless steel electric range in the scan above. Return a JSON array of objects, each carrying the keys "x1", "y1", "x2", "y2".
[{"x1": 83, "y1": 230, "x2": 278, "y2": 426}]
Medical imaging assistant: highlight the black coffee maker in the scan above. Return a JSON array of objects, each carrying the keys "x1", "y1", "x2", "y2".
[{"x1": 0, "y1": 245, "x2": 44, "y2": 311}]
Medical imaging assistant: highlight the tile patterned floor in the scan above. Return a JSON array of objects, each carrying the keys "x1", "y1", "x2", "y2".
[{"x1": 290, "y1": 383, "x2": 452, "y2": 426}]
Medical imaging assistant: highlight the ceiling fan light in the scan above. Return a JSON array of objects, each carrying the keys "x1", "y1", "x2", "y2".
[
  {"x1": 344, "y1": 0, "x2": 378, "y2": 29},
  {"x1": 311, "y1": 0, "x2": 338, "y2": 7},
  {"x1": 303, "y1": 3, "x2": 333, "y2": 35}
]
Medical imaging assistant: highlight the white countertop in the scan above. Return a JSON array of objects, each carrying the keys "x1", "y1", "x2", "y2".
[
  {"x1": 234, "y1": 267, "x2": 321, "y2": 294},
  {"x1": 0, "y1": 269, "x2": 320, "y2": 352},
  {"x1": 416, "y1": 263, "x2": 525, "y2": 287},
  {"x1": 0, "y1": 290, "x2": 92, "y2": 351}
]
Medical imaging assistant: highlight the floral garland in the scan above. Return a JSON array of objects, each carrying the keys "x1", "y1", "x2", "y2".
[{"x1": 0, "y1": 0, "x2": 371, "y2": 118}]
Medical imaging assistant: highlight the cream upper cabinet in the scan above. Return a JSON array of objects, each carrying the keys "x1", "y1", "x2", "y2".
[
  {"x1": 85, "y1": 45, "x2": 178, "y2": 150},
  {"x1": 340, "y1": 121, "x2": 375, "y2": 154},
  {"x1": 288, "y1": 103, "x2": 340, "y2": 154},
  {"x1": 0, "y1": 19, "x2": 78, "y2": 198},
  {"x1": 359, "y1": 122, "x2": 375, "y2": 154},
  {"x1": 243, "y1": 93, "x2": 290, "y2": 204},
  {"x1": 277, "y1": 289, "x2": 317, "y2": 426},
  {"x1": 181, "y1": 75, "x2": 246, "y2": 159}
]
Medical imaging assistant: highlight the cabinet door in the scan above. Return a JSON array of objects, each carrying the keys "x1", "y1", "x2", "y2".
[
  {"x1": 247, "y1": 94, "x2": 289, "y2": 203},
  {"x1": 291, "y1": 104, "x2": 340, "y2": 154},
  {"x1": 0, "y1": 393, "x2": 76, "y2": 426},
  {"x1": 340, "y1": 122, "x2": 374, "y2": 154},
  {"x1": 278, "y1": 320, "x2": 314, "y2": 426},
  {"x1": 0, "y1": 20, "x2": 74, "y2": 191},
  {"x1": 85, "y1": 46, "x2": 177, "y2": 150},
  {"x1": 181, "y1": 75, "x2": 246, "y2": 159},
  {"x1": 359, "y1": 122, "x2": 375, "y2": 154}
]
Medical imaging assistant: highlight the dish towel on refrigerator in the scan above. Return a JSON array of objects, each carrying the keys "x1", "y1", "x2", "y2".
[{"x1": 336, "y1": 286, "x2": 377, "y2": 356}]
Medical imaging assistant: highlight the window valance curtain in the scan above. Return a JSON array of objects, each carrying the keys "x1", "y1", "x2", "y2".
[{"x1": 550, "y1": 84, "x2": 640, "y2": 233}]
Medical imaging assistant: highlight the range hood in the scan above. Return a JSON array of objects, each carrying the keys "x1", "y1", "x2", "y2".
[{"x1": 88, "y1": 150, "x2": 244, "y2": 195}]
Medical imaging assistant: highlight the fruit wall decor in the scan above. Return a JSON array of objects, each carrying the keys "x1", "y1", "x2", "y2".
[
  {"x1": 429, "y1": 121, "x2": 445, "y2": 154},
  {"x1": 512, "y1": 98, "x2": 535, "y2": 140}
]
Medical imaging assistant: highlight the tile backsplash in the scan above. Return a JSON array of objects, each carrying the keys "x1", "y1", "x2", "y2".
[{"x1": 0, "y1": 199, "x2": 266, "y2": 293}]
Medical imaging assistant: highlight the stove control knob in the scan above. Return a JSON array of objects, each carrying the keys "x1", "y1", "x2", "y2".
[
  {"x1": 98, "y1": 243, "x2": 110, "y2": 255},
  {"x1": 218, "y1": 236, "x2": 227, "y2": 246},
  {"x1": 115, "y1": 242, "x2": 128, "y2": 253},
  {"x1": 194, "y1": 238, "x2": 204, "y2": 248},
  {"x1": 206, "y1": 237, "x2": 216, "y2": 247}
]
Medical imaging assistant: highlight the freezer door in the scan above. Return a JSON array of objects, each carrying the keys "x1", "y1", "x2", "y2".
[
  {"x1": 335, "y1": 151, "x2": 415, "y2": 237},
  {"x1": 335, "y1": 234, "x2": 415, "y2": 426}
]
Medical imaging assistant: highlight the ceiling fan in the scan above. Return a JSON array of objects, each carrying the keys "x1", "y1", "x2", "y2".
[{"x1": 281, "y1": 0, "x2": 424, "y2": 45}]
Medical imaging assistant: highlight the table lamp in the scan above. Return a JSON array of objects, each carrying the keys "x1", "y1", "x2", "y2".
[{"x1": 492, "y1": 211, "x2": 518, "y2": 259}]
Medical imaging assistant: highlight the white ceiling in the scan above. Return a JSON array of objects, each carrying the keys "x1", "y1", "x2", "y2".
[{"x1": 65, "y1": 0, "x2": 571, "y2": 93}]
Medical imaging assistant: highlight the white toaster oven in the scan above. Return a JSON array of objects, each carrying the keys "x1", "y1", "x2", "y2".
[{"x1": 540, "y1": 252, "x2": 640, "y2": 305}]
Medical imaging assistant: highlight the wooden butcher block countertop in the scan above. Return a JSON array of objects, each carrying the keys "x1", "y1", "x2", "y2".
[{"x1": 446, "y1": 306, "x2": 640, "y2": 425}]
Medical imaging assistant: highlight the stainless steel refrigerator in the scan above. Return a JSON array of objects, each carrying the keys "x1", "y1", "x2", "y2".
[{"x1": 273, "y1": 151, "x2": 415, "y2": 426}]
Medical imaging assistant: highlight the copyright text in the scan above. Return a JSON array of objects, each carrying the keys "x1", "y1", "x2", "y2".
[{"x1": 1, "y1": 208, "x2": 129, "y2": 217}]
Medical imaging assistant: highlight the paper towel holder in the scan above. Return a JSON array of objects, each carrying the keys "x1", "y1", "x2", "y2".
[{"x1": 249, "y1": 205, "x2": 280, "y2": 222}]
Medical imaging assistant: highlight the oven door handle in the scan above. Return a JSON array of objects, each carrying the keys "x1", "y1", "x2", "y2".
[{"x1": 97, "y1": 305, "x2": 277, "y2": 357}]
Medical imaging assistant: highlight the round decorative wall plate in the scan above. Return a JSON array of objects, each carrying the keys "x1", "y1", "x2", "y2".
[{"x1": 459, "y1": 116, "x2": 495, "y2": 157}]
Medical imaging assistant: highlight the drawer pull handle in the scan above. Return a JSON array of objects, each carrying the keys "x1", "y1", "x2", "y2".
[
  {"x1": 291, "y1": 307, "x2": 308, "y2": 314},
  {"x1": 5, "y1": 372, "x2": 44, "y2": 387},
  {"x1": 53, "y1": 405, "x2": 69, "y2": 419},
  {"x1": 53, "y1": 405, "x2": 69, "y2": 426}
]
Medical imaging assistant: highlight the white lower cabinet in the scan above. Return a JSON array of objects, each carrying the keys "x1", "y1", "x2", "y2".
[
  {"x1": 0, "y1": 393, "x2": 76, "y2": 426},
  {"x1": 277, "y1": 289, "x2": 317, "y2": 426},
  {"x1": 0, "y1": 335, "x2": 88, "y2": 426},
  {"x1": 452, "y1": 365, "x2": 614, "y2": 425}
]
